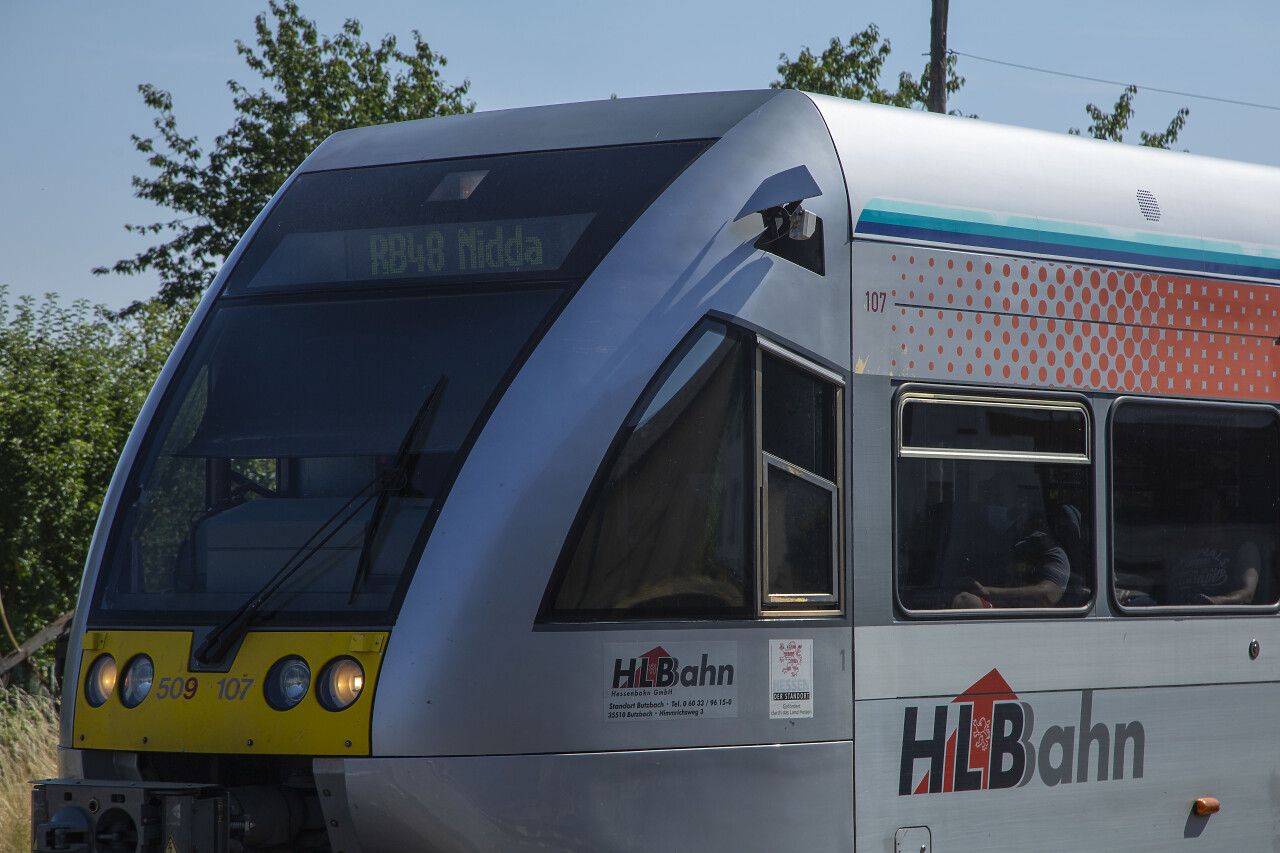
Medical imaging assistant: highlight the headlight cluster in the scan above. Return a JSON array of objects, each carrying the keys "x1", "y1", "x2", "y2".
[
  {"x1": 85, "y1": 654, "x2": 152, "y2": 708},
  {"x1": 264, "y1": 655, "x2": 366, "y2": 711},
  {"x1": 83, "y1": 652, "x2": 365, "y2": 712}
]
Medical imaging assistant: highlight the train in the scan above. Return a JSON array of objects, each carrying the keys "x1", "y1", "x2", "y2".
[{"x1": 31, "y1": 88, "x2": 1280, "y2": 852}]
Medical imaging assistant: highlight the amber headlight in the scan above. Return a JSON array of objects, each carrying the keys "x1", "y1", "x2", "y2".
[
  {"x1": 265, "y1": 656, "x2": 311, "y2": 710},
  {"x1": 317, "y1": 657, "x2": 365, "y2": 711},
  {"x1": 84, "y1": 654, "x2": 117, "y2": 707},
  {"x1": 120, "y1": 655, "x2": 154, "y2": 708}
]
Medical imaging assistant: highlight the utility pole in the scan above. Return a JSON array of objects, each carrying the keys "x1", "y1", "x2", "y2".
[{"x1": 928, "y1": 0, "x2": 950, "y2": 114}]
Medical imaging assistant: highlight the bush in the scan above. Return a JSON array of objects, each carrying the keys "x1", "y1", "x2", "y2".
[{"x1": 0, "y1": 290, "x2": 193, "y2": 644}]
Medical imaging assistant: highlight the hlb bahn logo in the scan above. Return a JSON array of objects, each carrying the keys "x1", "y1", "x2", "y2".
[
  {"x1": 612, "y1": 646, "x2": 735, "y2": 689},
  {"x1": 899, "y1": 669, "x2": 1145, "y2": 795},
  {"x1": 606, "y1": 642, "x2": 738, "y2": 721}
]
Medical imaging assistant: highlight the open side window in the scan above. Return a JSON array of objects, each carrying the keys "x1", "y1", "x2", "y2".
[
  {"x1": 758, "y1": 340, "x2": 841, "y2": 608},
  {"x1": 543, "y1": 319, "x2": 843, "y2": 622}
]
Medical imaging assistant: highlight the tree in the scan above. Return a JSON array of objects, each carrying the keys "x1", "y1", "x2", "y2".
[
  {"x1": 0, "y1": 290, "x2": 193, "y2": 648},
  {"x1": 1069, "y1": 84, "x2": 1190, "y2": 149},
  {"x1": 95, "y1": 1, "x2": 474, "y2": 311},
  {"x1": 772, "y1": 24, "x2": 966, "y2": 113},
  {"x1": 773, "y1": 25, "x2": 1190, "y2": 148}
]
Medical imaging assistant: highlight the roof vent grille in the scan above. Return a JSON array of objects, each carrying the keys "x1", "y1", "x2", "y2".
[{"x1": 1136, "y1": 189, "x2": 1161, "y2": 222}]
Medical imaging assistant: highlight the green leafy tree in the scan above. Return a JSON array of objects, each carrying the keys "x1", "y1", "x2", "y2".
[
  {"x1": 772, "y1": 24, "x2": 966, "y2": 113},
  {"x1": 1069, "y1": 84, "x2": 1190, "y2": 148},
  {"x1": 95, "y1": 0, "x2": 474, "y2": 310},
  {"x1": 0, "y1": 290, "x2": 192, "y2": 651}
]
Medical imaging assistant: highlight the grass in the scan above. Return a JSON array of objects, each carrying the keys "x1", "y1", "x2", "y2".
[{"x1": 0, "y1": 688, "x2": 58, "y2": 853}]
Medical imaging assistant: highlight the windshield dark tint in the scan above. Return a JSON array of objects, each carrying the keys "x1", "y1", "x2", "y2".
[
  {"x1": 91, "y1": 287, "x2": 562, "y2": 625},
  {"x1": 91, "y1": 141, "x2": 711, "y2": 627},
  {"x1": 225, "y1": 142, "x2": 709, "y2": 294}
]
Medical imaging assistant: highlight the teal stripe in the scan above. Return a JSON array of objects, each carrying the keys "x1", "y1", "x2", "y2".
[{"x1": 861, "y1": 199, "x2": 1280, "y2": 273}]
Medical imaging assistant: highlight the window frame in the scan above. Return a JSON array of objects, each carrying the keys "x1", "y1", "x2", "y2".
[
  {"x1": 755, "y1": 337, "x2": 844, "y2": 613},
  {"x1": 893, "y1": 385, "x2": 1095, "y2": 619},
  {"x1": 1108, "y1": 396, "x2": 1280, "y2": 615},
  {"x1": 760, "y1": 454, "x2": 840, "y2": 607},
  {"x1": 539, "y1": 320, "x2": 846, "y2": 624}
]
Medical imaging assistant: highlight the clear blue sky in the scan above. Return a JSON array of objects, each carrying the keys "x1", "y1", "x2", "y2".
[{"x1": 2, "y1": 0, "x2": 1277, "y2": 312}]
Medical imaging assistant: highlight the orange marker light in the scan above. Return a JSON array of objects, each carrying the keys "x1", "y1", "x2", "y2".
[{"x1": 1194, "y1": 797, "x2": 1220, "y2": 816}]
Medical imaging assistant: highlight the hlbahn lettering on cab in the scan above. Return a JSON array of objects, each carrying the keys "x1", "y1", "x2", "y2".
[
  {"x1": 900, "y1": 670, "x2": 1145, "y2": 795},
  {"x1": 612, "y1": 647, "x2": 735, "y2": 689}
]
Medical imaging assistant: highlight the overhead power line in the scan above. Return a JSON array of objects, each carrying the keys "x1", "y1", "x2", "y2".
[{"x1": 949, "y1": 50, "x2": 1280, "y2": 113}]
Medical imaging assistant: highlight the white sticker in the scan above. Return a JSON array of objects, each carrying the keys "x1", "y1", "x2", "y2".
[
  {"x1": 605, "y1": 642, "x2": 737, "y2": 720},
  {"x1": 770, "y1": 639, "x2": 813, "y2": 719}
]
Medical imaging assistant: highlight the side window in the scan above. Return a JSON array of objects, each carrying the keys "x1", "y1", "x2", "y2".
[
  {"x1": 544, "y1": 320, "x2": 842, "y2": 621},
  {"x1": 1112, "y1": 402, "x2": 1279, "y2": 610},
  {"x1": 760, "y1": 345, "x2": 841, "y2": 607},
  {"x1": 896, "y1": 392, "x2": 1092, "y2": 613}
]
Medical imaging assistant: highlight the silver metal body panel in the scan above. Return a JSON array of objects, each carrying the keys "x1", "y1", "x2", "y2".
[
  {"x1": 370, "y1": 88, "x2": 852, "y2": 759},
  {"x1": 313, "y1": 758, "x2": 365, "y2": 853},
  {"x1": 340, "y1": 743, "x2": 853, "y2": 852},
  {"x1": 343, "y1": 88, "x2": 855, "y2": 848},
  {"x1": 854, "y1": 622, "x2": 1280, "y2": 850}
]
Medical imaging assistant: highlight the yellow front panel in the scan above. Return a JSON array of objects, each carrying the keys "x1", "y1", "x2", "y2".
[{"x1": 73, "y1": 630, "x2": 388, "y2": 755}]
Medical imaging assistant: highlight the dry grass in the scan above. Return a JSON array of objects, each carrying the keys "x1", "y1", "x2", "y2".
[{"x1": 0, "y1": 688, "x2": 58, "y2": 853}]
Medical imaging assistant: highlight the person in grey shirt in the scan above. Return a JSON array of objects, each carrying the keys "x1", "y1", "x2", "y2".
[{"x1": 952, "y1": 510, "x2": 1071, "y2": 609}]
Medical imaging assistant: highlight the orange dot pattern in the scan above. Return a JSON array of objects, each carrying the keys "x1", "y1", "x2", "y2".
[{"x1": 884, "y1": 254, "x2": 1280, "y2": 401}]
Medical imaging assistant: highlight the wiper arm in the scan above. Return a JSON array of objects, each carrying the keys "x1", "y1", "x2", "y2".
[
  {"x1": 349, "y1": 374, "x2": 448, "y2": 603},
  {"x1": 196, "y1": 374, "x2": 449, "y2": 665},
  {"x1": 194, "y1": 480, "x2": 378, "y2": 666}
]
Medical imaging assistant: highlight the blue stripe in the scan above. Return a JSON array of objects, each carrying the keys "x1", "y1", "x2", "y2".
[{"x1": 855, "y1": 202, "x2": 1280, "y2": 282}]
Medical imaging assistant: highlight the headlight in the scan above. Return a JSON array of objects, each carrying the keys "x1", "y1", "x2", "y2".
[
  {"x1": 120, "y1": 655, "x2": 154, "y2": 708},
  {"x1": 265, "y1": 656, "x2": 311, "y2": 710},
  {"x1": 84, "y1": 654, "x2": 117, "y2": 707},
  {"x1": 317, "y1": 657, "x2": 365, "y2": 711}
]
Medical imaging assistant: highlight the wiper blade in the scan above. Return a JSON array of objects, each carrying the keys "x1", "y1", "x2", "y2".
[
  {"x1": 195, "y1": 374, "x2": 449, "y2": 665},
  {"x1": 349, "y1": 374, "x2": 448, "y2": 603},
  {"x1": 193, "y1": 480, "x2": 377, "y2": 666}
]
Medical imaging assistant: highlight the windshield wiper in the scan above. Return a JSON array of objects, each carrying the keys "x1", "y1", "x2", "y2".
[
  {"x1": 193, "y1": 374, "x2": 449, "y2": 666},
  {"x1": 193, "y1": 480, "x2": 378, "y2": 666},
  {"x1": 348, "y1": 374, "x2": 448, "y2": 603}
]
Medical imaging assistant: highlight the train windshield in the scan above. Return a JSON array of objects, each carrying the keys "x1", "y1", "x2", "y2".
[{"x1": 91, "y1": 141, "x2": 708, "y2": 626}]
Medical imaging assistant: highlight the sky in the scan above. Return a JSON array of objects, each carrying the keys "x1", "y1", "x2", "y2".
[{"x1": 2, "y1": 0, "x2": 1278, "y2": 312}]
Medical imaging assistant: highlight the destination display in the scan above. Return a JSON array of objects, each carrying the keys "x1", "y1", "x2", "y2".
[
  {"x1": 244, "y1": 213, "x2": 595, "y2": 289},
  {"x1": 353, "y1": 214, "x2": 595, "y2": 279}
]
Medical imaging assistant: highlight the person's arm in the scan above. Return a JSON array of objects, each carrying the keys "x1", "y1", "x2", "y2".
[
  {"x1": 1198, "y1": 541, "x2": 1260, "y2": 605},
  {"x1": 971, "y1": 578, "x2": 1065, "y2": 608},
  {"x1": 966, "y1": 545, "x2": 1070, "y2": 608}
]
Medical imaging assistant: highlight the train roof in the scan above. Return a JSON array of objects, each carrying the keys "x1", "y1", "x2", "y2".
[
  {"x1": 303, "y1": 89, "x2": 1280, "y2": 270},
  {"x1": 303, "y1": 90, "x2": 777, "y2": 171},
  {"x1": 807, "y1": 92, "x2": 1280, "y2": 266}
]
